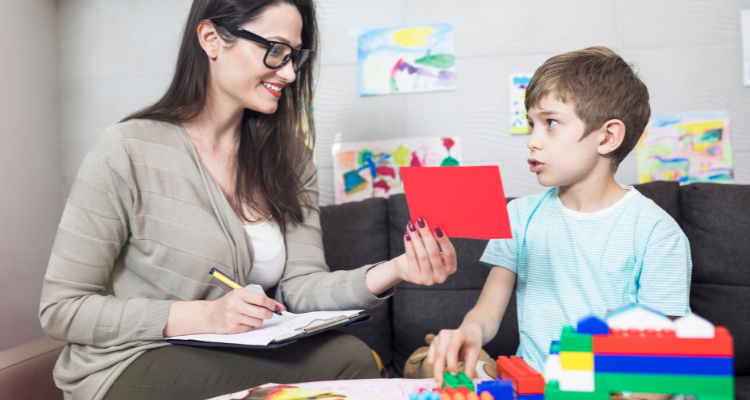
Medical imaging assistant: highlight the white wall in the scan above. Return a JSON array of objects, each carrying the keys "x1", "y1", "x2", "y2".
[
  {"x1": 0, "y1": 0, "x2": 63, "y2": 351},
  {"x1": 59, "y1": 0, "x2": 750, "y2": 206}
]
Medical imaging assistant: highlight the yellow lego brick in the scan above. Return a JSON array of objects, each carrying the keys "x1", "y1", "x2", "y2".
[{"x1": 560, "y1": 351, "x2": 594, "y2": 370}]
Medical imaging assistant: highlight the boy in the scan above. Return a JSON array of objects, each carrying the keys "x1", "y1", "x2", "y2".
[{"x1": 428, "y1": 47, "x2": 692, "y2": 396}]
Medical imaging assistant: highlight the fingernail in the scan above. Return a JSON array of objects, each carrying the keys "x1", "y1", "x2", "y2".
[
  {"x1": 408, "y1": 221, "x2": 416, "y2": 232},
  {"x1": 435, "y1": 227, "x2": 444, "y2": 238},
  {"x1": 405, "y1": 231, "x2": 411, "y2": 241},
  {"x1": 417, "y1": 218, "x2": 426, "y2": 228}
]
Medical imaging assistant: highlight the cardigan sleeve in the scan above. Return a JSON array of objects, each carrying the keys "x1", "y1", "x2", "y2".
[
  {"x1": 39, "y1": 129, "x2": 173, "y2": 347},
  {"x1": 276, "y1": 158, "x2": 395, "y2": 313}
]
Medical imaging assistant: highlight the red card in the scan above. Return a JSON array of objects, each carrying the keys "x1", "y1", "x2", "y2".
[{"x1": 400, "y1": 166, "x2": 512, "y2": 240}]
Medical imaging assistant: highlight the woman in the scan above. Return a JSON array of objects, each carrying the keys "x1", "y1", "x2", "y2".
[{"x1": 40, "y1": 0, "x2": 456, "y2": 399}]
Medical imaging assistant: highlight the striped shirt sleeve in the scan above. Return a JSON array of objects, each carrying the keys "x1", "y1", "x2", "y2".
[
  {"x1": 480, "y1": 200, "x2": 520, "y2": 273},
  {"x1": 637, "y1": 231, "x2": 692, "y2": 316}
]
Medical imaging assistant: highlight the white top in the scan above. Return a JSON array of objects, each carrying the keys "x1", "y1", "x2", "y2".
[
  {"x1": 556, "y1": 184, "x2": 636, "y2": 219},
  {"x1": 244, "y1": 219, "x2": 286, "y2": 291}
]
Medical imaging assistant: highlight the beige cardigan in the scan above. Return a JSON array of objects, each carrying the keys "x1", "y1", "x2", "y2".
[{"x1": 39, "y1": 120, "x2": 391, "y2": 400}]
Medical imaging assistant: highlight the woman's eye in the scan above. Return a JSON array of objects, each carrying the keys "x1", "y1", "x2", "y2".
[
  {"x1": 270, "y1": 45, "x2": 283, "y2": 56},
  {"x1": 548, "y1": 119, "x2": 558, "y2": 127}
]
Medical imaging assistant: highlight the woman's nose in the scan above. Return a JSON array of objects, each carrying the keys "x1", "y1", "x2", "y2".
[{"x1": 276, "y1": 61, "x2": 297, "y2": 83}]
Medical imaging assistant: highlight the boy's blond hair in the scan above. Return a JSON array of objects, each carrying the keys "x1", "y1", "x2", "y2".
[{"x1": 525, "y1": 47, "x2": 651, "y2": 171}]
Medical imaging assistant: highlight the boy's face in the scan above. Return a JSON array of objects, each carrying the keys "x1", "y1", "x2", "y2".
[{"x1": 526, "y1": 93, "x2": 604, "y2": 187}]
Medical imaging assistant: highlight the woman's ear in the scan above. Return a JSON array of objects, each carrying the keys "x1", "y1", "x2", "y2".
[
  {"x1": 597, "y1": 119, "x2": 626, "y2": 156},
  {"x1": 197, "y1": 20, "x2": 221, "y2": 59}
]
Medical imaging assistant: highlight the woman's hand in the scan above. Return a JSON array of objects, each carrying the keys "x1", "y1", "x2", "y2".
[
  {"x1": 163, "y1": 289, "x2": 287, "y2": 338},
  {"x1": 394, "y1": 218, "x2": 457, "y2": 286},
  {"x1": 206, "y1": 289, "x2": 287, "y2": 334},
  {"x1": 364, "y1": 218, "x2": 457, "y2": 295},
  {"x1": 428, "y1": 325, "x2": 484, "y2": 383}
]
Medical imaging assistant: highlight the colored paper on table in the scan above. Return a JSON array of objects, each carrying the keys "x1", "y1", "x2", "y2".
[{"x1": 400, "y1": 166, "x2": 511, "y2": 240}]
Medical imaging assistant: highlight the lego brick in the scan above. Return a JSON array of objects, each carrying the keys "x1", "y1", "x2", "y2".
[
  {"x1": 549, "y1": 340, "x2": 561, "y2": 355},
  {"x1": 675, "y1": 313, "x2": 715, "y2": 338},
  {"x1": 559, "y1": 327, "x2": 592, "y2": 352},
  {"x1": 592, "y1": 326, "x2": 733, "y2": 356},
  {"x1": 443, "y1": 372, "x2": 475, "y2": 391},
  {"x1": 606, "y1": 303, "x2": 675, "y2": 331},
  {"x1": 558, "y1": 369, "x2": 595, "y2": 392},
  {"x1": 476, "y1": 379, "x2": 513, "y2": 400},
  {"x1": 516, "y1": 395, "x2": 544, "y2": 400},
  {"x1": 496, "y1": 356, "x2": 545, "y2": 395},
  {"x1": 543, "y1": 353, "x2": 562, "y2": 383},
  {"x1": 559, "y1": 351, "x2": 594, "y2": 370},
  {"x1": 594, "y1": 354, "x2": 733, "y2": 375},
  {"x1": 595, "y1": 373, "x2": 734, "y2": 396},
  {"x1": 544, "y1": 381, "x2": 609, "y2": 400},
  {"x1": 577, "y1": 316, "x2": 609, "y2": 335},
  {"x1": 479, "y1": 392, "x2": 495, "y2": 400}
]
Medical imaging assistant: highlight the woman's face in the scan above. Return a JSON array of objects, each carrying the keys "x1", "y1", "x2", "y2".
[{"x1": 212, "y1": 3, "x2": 303, "y2": 114}]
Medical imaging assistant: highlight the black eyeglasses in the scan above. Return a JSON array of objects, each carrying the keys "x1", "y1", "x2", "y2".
[{"x1": 213, "y1": 21, "x2": 312, "y2": 72}]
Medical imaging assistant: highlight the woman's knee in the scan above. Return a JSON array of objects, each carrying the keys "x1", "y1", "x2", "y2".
[{"x1": 307, "y1": 331, "x2": 380, "y2": 380}]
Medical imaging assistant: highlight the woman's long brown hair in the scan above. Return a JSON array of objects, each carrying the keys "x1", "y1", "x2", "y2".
[{"x1": 122, "y1": 0, "x2": 317, "y2": 226}]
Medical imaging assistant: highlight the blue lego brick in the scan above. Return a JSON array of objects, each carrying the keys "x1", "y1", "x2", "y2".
[
  {"x1": 516, "y1": 395, "x2": 545, "y2": 400},
  {"x1": 477, "y1": 379, "x2": 513, "y2": 400},
  {"x1": 577, "y1": 315, "x2": 609, "y2": 335},
  {"x1": 594, "y1": 354, "x2": 734, "y2": 375}
]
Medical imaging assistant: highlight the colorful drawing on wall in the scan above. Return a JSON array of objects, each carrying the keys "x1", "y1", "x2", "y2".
[
  {"x1": 358, "y1": 24, "x2": 456, "y2": 96},
  {"x1": 332, "y1": 137, "x2": 461, "y2": 204},
  {"x1": 637, "y1": 111, "x2": 733, "y2": 184},
  {"x1": 510, "y1": 73, "x2": 533, "y2": 134},
  {"x1": 208, "y1": 379, "x2": 437, "y2": 400}
]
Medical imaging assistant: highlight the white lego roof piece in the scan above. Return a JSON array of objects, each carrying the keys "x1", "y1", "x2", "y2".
[
  {"x1": 675, "y1": 313, "x2": 715, "y2": 338},
  {"x1": 606, "y1": 303, "x2": 676, "y2": 331}
]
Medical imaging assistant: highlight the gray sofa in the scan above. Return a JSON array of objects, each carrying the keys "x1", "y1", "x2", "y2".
[
  {"x1": 323, "y1": 182, "x2": 749, "y2": 399},
  {"x1": 2, "y1": 181, "x2": 747, "y2": 399}
]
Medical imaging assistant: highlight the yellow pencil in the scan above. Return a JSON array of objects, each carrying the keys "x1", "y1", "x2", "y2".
[{"x1": 208, "y1": 268, "x2": 282, "y2": 315}]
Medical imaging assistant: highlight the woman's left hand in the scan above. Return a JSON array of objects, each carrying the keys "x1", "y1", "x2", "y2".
[
  {"x1": 365, "y1": 217, "x2": 457, "y2": 295},
  {"x1": 393, "y1": 217, "x2": 457, "y2": 286}
]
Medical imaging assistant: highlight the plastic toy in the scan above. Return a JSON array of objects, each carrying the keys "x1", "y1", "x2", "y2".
[
  {"x1": 496, "y1": 356, "x2": 545, "y2": 395},
  {"x1": 476, "y1": 379, "x2": 512, "y2": 400},
  {"x1": 443, "y1": 371, "x2": 475, "y2": 391},
  {"x1": 543, "y1": 303, "x2": 735, "y2": 399}
]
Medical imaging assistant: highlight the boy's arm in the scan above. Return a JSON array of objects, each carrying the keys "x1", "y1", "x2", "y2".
[
  {"x1": 428, "y1": 266, "x2": 516, "y2": 381},
  {"x1": 638, "y1": 232, "x2": 692, "y2": 317}
]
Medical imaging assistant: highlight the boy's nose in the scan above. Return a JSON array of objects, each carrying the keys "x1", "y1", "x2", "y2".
[{"x1": 527, "y1": 132, "x2": 542, "y2": 151}]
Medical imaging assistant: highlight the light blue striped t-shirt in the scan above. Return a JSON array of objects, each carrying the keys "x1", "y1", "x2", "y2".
[{"x1": 480, "y1": 186, "x2": 692, "y2": 373}]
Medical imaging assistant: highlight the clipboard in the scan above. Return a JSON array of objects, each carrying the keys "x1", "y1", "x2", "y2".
[{"x1": 167, "y1": 313, "x2": 372, "y2": 349}]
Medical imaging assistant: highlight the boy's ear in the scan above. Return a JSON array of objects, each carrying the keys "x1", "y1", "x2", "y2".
[{"x1": 597, "y1": 119, "x2": 626, "y2": 156}]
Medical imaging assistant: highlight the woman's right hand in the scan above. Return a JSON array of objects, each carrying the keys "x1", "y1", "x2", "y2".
[
  {"x1": 427, "y1": 325, "x2": 484, "y2": 384},
  {"x1": 205, "y1": 289, "x2": 286, "y2": 334}
]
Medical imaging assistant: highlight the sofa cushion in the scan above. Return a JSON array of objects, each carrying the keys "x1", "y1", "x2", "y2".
[
  {"x1": 737, "y1": 375, "x2": 750, "y2": 400},
  {"x1": 319, "y1": 197, "x2": 393, "y2": 370},
  {"x1": 632, "y1": 181, "x2": 682, "y2": 226},
  {"x1": 388, "y1": 194, "x2": 519, "y2": 376},
  {"x1": 680, "y1": 183, "x2": 750, "y2": 375}
]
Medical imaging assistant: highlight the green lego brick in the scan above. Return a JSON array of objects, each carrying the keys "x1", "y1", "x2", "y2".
[
  {"x1": 559, "y1": 326, "x2": 592, "y2": 352},
  {"x1": 544, "y1": 381, "x2": 609, "y2": 400},
  {"x1": 595, "y1": 373, "x2": 734, "y2": 396},
  {"x1": 442, "y1": 372, "x2": 475, "y2": 391}
]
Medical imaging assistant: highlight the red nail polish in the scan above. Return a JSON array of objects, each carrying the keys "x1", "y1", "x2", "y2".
[
  {"x1": 435, "y1": 227, "x2": 444, "y2": 238},
  {"x1": 417, "y1": 218, "x2": 426, "y2": 228},
  {"x1": 408, "y1": 221, "x2": 416, "y2": 232},
  {"x1": 405, "y1": 231, "x2": 412, "y2": 241}
]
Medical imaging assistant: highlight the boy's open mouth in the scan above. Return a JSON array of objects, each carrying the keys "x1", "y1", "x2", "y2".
[{"x1": 528, "y1": 158, "x2": 544, "y2": 173}]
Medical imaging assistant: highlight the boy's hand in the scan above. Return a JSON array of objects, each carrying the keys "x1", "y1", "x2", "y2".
[
  {"x1": 427, "y1": 325, "x2": 484, "y2": 384},
  {"x1": 395, "y1": 218, "x2": 457, "y2": 286}
]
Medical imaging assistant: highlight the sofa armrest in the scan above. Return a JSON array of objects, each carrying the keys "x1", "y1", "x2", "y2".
[{"x1": 0, "y1": 337, "x2": 65, "y2": 400}]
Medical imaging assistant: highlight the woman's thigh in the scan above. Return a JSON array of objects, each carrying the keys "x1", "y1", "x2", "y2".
[{"x1": 103, "y1": 331, "x2": 380, "y2": 400}]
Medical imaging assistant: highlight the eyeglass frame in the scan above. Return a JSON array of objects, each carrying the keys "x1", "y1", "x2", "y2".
[{"x1": 212, "y1": 20, "x2": 312, "y2": 72}]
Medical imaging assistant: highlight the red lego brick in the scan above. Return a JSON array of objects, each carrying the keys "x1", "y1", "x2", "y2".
[
  {"x1": 592, "y1": 327, "x2": 733, "y2": 357},
  {"x1": 495, "y1": 356, "x2": 545, "y2": 395}
]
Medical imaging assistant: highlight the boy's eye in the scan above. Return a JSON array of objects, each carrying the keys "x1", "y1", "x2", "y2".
[{"x1": 548, "y1": 119, "x2": 558, "y2": 127}]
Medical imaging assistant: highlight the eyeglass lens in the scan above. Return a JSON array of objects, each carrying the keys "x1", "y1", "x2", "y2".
[{"x1": 265, "y1": 44, "x2": 310, "y2": 71}]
